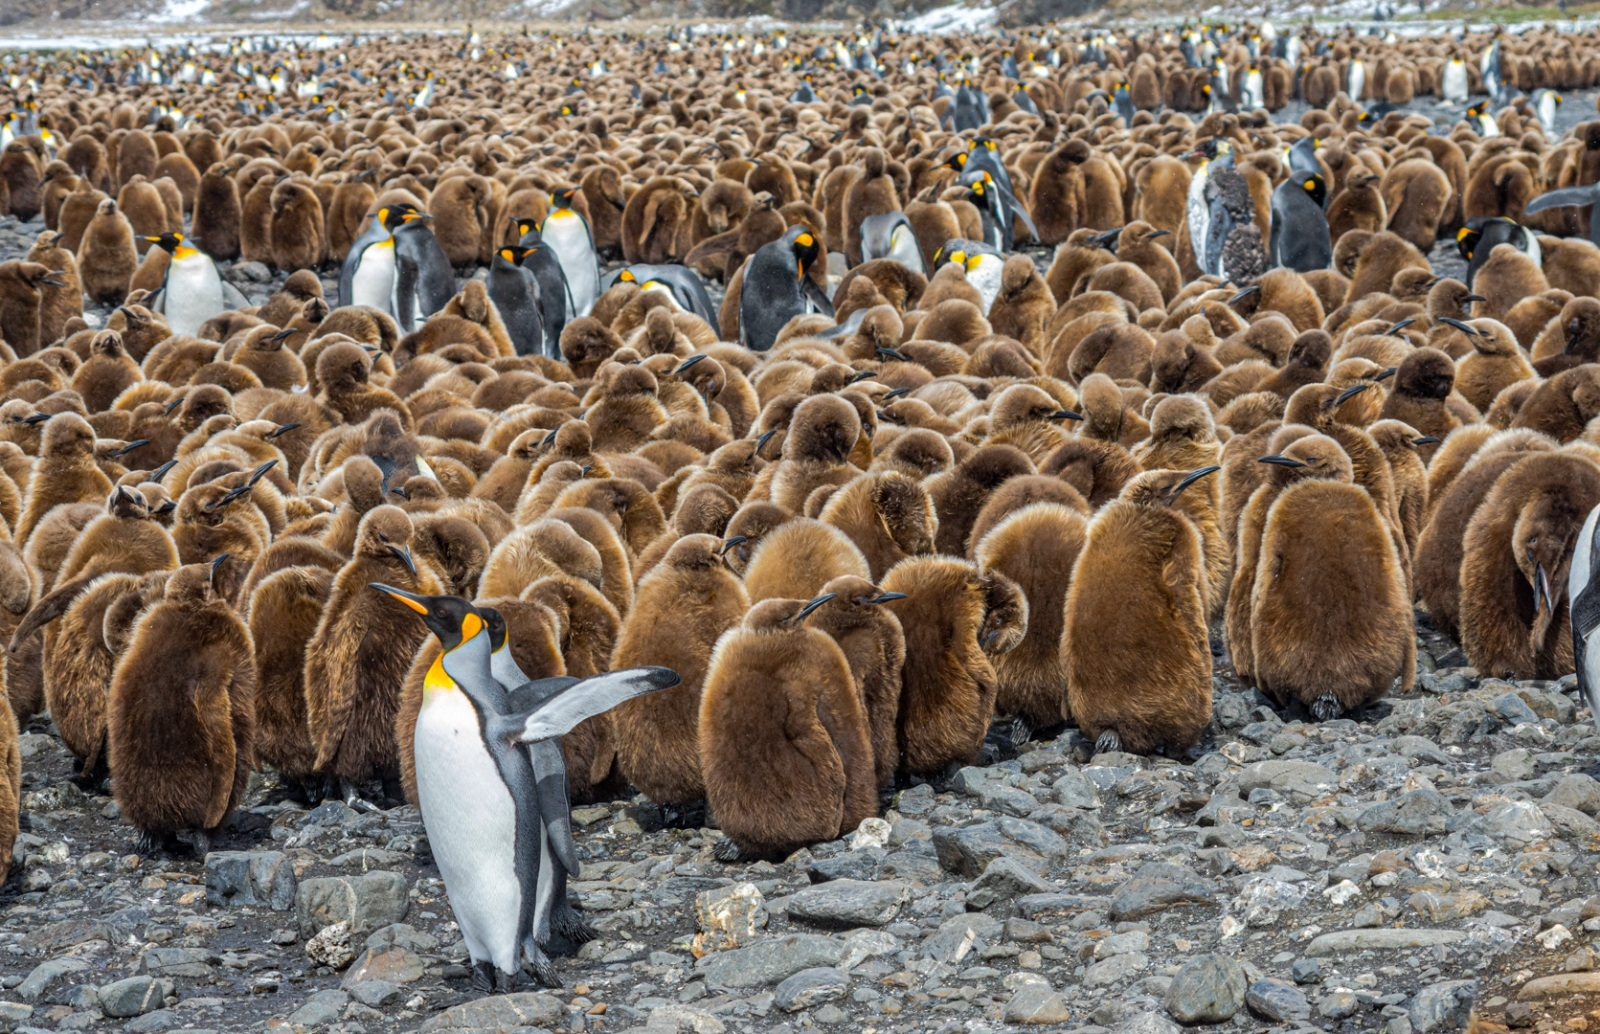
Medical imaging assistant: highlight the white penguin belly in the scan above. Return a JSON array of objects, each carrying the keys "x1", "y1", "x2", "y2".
[
  {"x1": 352, "y1": 240, "x2": 396, "y2": 313},
  {"x1": 415, "y1": 689, "x2": 524, "y2": 974},
  {"x1": 967, "y1": 258, "x2": 1003, "y2": 314},
  {"x1": 163, "y1": 259, "x2": 225, "y2": 338},
  {"x1": 887, "y1": 228, "x2": 925, "y2": 276},
  {"x1": 542, "y1": 214, "x2": 599, "y2": 318}
]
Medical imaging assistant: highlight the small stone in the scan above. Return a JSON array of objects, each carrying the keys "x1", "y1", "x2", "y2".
[
  {"x1": 1246, "y1": 979, "x2": 1312, "y2": 1022},
  {"x1": 17, "y1": 959, "x2": 88, "y2": 1003},
  {"x1": 1110, "y1": 863, "x2": 1216, "y2": 920},
  {"x1": 966, "y1": 856, "x2": 1056, "y2": 911},
  {"x1": 1490, "y1": 693, "x2": 1540, "y2": 725},
  {"x1": 305, "y1": 921, "x2": 355, "y2": 970},
  {"x1": 123, "y1": 1007, "x2": 178, "y2": 1033},
  {"x1": 204, "y1": 850, "x2": 297, "y2": 910},
  {"x1": 1319, "y1": 990, "x2": 1360, "y2": 1019},
  {"x1": 1546, "y1": 774, "x2": 1600, "y2": 815},
  {"x1": 1111, "y1": 1009, "x2": 1185, "y2": 1034},
  {"x1": 773, "y1": 968, "x2": 847, "y2": 1012},
  {"x1": 295, "y1": 871, "x2": 410, "y2": 939},
  {"x1": 287, "y1": 989, "x2": 349, "y2": 1027},
  {"x1": 0, "y1": 1003, "x2": 32, "y2": 1029},
  {"x1": 418, "y1": 992, "x2": 565, "y2": 1031},
  {"x1": 1357, "y1": 789, "x2": 1454, "y2": 835},
  {"x1": 347, "y1": 979, "x2": 404, "y2": 1009},
  {"x1": 1409, "y1": 980, "x2": 1477, "y2": 1034},
  {"x1": 1084, "y1": 952, "x2": 1148, "y2": 987},
  {"x1": 922, "y1": 912, "x2": 1001, "y2": 963},
  {"x1": 98, "y1": 977, "x2": 173, "y2": 1019},
  {"x1": 1004, "y1": 983, "x2": 1072, "y2": 1025},
  {"x1": 139, "y1": 947, "x2": 215, "y2": 979},
  {"x1": 341, "y1": 947, "x2": 425, "y2": 987},
  {"x1": 848, "y1": 817, "x2": 891, "y2": 850},
  {"x1": 786, "y1": 880, "x2": 908, "y2": 928},
  {"x1": 694, "y1": 934, "x2": 845, "y2": 988},
  {"x1": 692, "y1": 883, "x2": 766, "y2": 955},
  {"x1": 364, "y1": 923, "x2": 438, "y2": 954},
  {"x1": 1237, "y1": 760, "x2": 1337, "y2": 801},
  {"x1": 227, "y1": 261, "x2": 272, "y2": 284},
  {"x1": 1474, "y1": 802, "x2": 1554, "y2": 848},
  {"x1": 1164, "y1": 954, "x2": 1248, "y2": 1023},
  {"x1": 1518, "y1": 973, "x2": 1600, "y2": 999}
]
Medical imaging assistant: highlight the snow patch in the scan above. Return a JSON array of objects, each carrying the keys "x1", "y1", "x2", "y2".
[
  {"x1": 150, "y1": 0, "x2": 212, "y2": 23},
  {"x1": 902, "y1": 3, "x2": 997, "y2": 33}
]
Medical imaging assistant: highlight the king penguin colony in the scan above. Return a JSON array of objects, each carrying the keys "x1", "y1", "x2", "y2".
[{"x1": 5, "y1": 16, "x2": 1600, "y2": 1013}]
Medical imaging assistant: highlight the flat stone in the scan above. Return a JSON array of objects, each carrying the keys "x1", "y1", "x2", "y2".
[
  {"x1": 1519, "y1": 973, "x2": 1600, "y2": 999},
  {"x1": 966, "y1": 856, "x2": 1055, "y2": 911},
  {"x1": 418, "y1": 992, "x2": 565, "y2": 1031},
  {"x1": 1004, "y1": 982, "x2": 1072, "y2": 1025},
  {"x1": 341, "y1": 947, "x2": 425, "y2": 987},
  {"x1": 139, "y1": 947, "x2": 215, "y2": 979},
  {"x1": 922, "y1": 912, "x2": 1002, "y2": 963},
  {"x1": 1164, "y1": 954, "x2": 1248, "y2": 1023},
  {"x1": 97, "y1": 977, "x2": 173, "y2": 1019},
  {"x1": 787, "y1": 880, "x2": 908, "y2": 929},
  {"x1": 124, "y1": 1007, "x2": 178, "y2": 1033},
  {"x1": 204, "y1": 850, "x2": 297, "y2": 910},
  {"x1": 364, "y1": 923, "x2": 439, "y2": 954},
  {"x1": 0, "y1": 1003, "x2": 32, "y2": 1030},
  {"x1": 1237, "y1": 760, "x2": 1337, "y2": 800},
  {"x1": 1110, "y1": 864, "x2": 1216, "y2": 920},
  {"x1": 1473, "y1": 802, "x2": 1554, "y2": 848},
  {"x1": 1545, "y1": 774, "x2": 1600, "y2": 815},
  {"x1": 773, "y1": 968, "x2": 847, "y2": 1012},
  {"x1": 1410, "y1": 980, "x2": 1477, "y2": 1034},
  {"x1": 347, "y1": 979, "x2": 404, "y2": 1008},
  {"x1": 1084, "y1": 952, "x2": 1148, "y2": 987},
  {"x1": 1357, "y1": 789, "x2": 1454, "y2": 835},
  {"x1": 295, "y1": 871, "x2": 409, "y2": 939},
  {"x1": 1112, "y1": 1009, "x2": 1185, "y2": 1034},
  {"x1": 287, "y1": 989, "x2": 349, "y2": 1027},
  {"x1": 1305, "y1": 929, "x2": 1467, "y2": 955},
  {"x1": 20, "y1": 918, "x2": 119, "y2": 954},
  {"x1": 1246, "y1": 979, "x2": 1312, "y2": 1022},
  {"x1": 16, "y1": 959, "x2": 87, "y2": 1003},
  {"x1": 644, "y1": 1005, "x2": 727, "y2": 1032},
  {"x1": 695, "y1": 934, "x2": 845, "y2": 988}
]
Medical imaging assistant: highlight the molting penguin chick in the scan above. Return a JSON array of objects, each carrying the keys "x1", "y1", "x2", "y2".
[
  {"x1": 610, "y1": 534, "x2": 748, "y2": 824},
  {"x1": 1248, "y1": 436, "x2": 1416, "y2": 720},
  {"x1": 107, "y1": 557, "x2": 254, "y2": 856},
  {"x1": 699, "y1": 595, "x2": 876, "y2": 861},
  {"x1": 1063, "y1": 467, "x2": 1218, "y2": 756}
]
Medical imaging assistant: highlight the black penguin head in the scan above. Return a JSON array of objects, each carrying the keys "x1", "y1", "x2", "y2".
[
  {"x1": 370, "y1": 584, "x2": 483, "y2": 651},
  {"x1": 477, "y1": 605, "x2": 509, "y2": 652},
  {"x1": 789, "y1": 230, "x2": 820, "y2": 277},
  {"x1": 497, "y1": 245, "x2": 534, "y2": 267},
  {"x1": 1456, "y1": 223, "x2": 1481, "y2": 262},
  {"x1": 550, "y1": 186, "x2": 577, "y2": 208},
  {"x1": 143, "y1": 232, "x2": 187, "y2": 254},
  {"x1": 379, "y1": 204, "x2": 426, "y2": 232},
  {"x1": 1300, "y1": 174, "x2": 1327, "y2": 209}
]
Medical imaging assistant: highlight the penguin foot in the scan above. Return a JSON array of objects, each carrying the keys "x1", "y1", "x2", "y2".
[
  {"x1": 522, "y1": 948, "x2": 559, "y2": 989},
  {"x1": 469, "y1": 961, "x2": 495, "y2": 995},
  {"x1": 1310, "y1": 695, "x2": 1344, "y2": 722},
  {"x1": 190, "y1": 829, "x2": 212, "y2": 859},
  {"x1": 712, "y1": 836, "x2": 744, "y2": 863},
  {"x1": 342, "y1": 779, "x2": 382, "y2": 814},
  {"x1": 1094, "y1": 730, "x2": 1122, "y2": 756},
  {"x1": 984, "y1": 715, "x2": 1032, "y2": 760},
  {"x1": 877, "y1": 785, "x2": 897, "y2": 813},
  {"x1": 132, "y1": 830, "x2": 165, "y2": 858},
  {"x1": 552, "y1": 905, "x2": 597, "y2": 947},
  {"x1": 494, "y1": 967, "x2": 517, "y2": 994},
  {"x1": 660, "y1": 800, "x2": 707, "y2": 830}
]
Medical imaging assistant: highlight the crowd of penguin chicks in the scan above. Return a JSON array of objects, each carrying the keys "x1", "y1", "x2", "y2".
[{"x1": 0, "y1": 14, "x2": 1599, "y2": 990}]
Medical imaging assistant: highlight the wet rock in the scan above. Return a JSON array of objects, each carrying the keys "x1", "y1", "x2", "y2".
[
  {"x1": 773, "y1": 967, "x2": 847, "y2": 1012},
  {"x1": 1164, "y1": 954, "x2": 1248, "y2": 1022},
  {"x1": 1357, "y1": 789, "x2": 1454, "y2": 835},
  {"x1": 1409, "y1": 980, "x2": 1477, "y2": 1034},
  {"x1": 295, "y1": 870, "x2": 410, "y2": 939},
  {"x1": 1246, "y1": 978, "x2": 1312, "y2": 1022},
  {"x1": 97, "y1": 977, "x2": 173, "y2": 1019},
  {"x1": 695, "y1": 934, "x2": 845, "y2": 988},
  {"x1": 418, "y1": 992, "x2": 564, "y2": 1031},
  {"x1": 204, "y1": 850, "x2": 297, "y2": 910},
  {"x1": 1003, "y1": 982, "x2": 1072, "y2": 1025},
  {"x1": 786, "y1": 879, "x2": 908, "y2": 928}
]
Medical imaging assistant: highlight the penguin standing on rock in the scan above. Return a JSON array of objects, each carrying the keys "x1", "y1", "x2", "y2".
[
  {"x1": 541, "y1": 187, "x2": 599, "y2": 319},
  {"x1": 143, "y1": 232, "x2": 248, "y2": 337},
  {"x1": 739, "y1": 226, "x2": 831, "y2": 352}
]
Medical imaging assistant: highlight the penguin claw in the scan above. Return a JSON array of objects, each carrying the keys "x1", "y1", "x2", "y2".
[
  {"x1": 523, "y1": 949, "x2": 559, "y2": 989},
  {"x1": 1310, "y1": 695, "x2": 1344, "y2": 722},
  {"x1": 1094, "y1": 730, "x2": 1122, "y2": 756},
  {"x1": 133, "y1": 830, "x2": 164, "y2": 858},
  {"x1": 469, "y1": 961, "x2": 494, "y2": 995},
  {"x1": 713, "y1": 836, "x2": 744, "y2": 863},
  {"x1": 494, "y1": 967, "x2": 517, "y2": 994}
]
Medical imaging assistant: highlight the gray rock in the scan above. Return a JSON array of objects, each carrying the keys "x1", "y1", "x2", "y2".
[
  {"x1": 773, "y1": 968, "x2": 847, "y2": 1012},
  {"x1": 1084, "y1": 952, "x2": 1148, "y2": 987},
  {"x1": 364, "y1": 923, "x2": 439, "y2": 954},
  {"x1": 786, "y1": 880, "x2": 908, "y2": 928},
  {"x1": 204, "y1": 850, "x2": 297, "y2": 910},
  {"x1": 295, "y1": 870, "x2": 410, "y2": 939},
  {"x1": 1409, "y1": 980, "x2": 1477, "y2": 1034},
  {"x1": 931, "y1": 818, "x2": 1064, "y2": 877},
  {"x1": 966, "y1": 856, "x2": 1056, "y2": 911},
  {"x1": 1306, "y1": 929, "x2": 1466, "y2": 954},
  {"x1": 347, "y1": 979, "x2": 404, "y2": 1008},
  {"x1": 1490, "y1": 693, "x2": 1540, "y2": 725},
  {"x1": 139, "y1": 948, "x2": 215, "y2": 979},
  {"x1": 97, "y1": 977, "x2": 173, "y2": 1019},
  {"x1": 1391, "y1": 736, "x2": 1451, "y2": 765},
  {"x1": 17, "y1": 958, "x2": 88, "y2": 1003},
  {"x1": 227, "y1": 261, "x2": 272, "y2": 284},
  {"x1": 341, "y1": 947, "x2": 426, "y2": 987},
  {"x1": 1164, "y1": 954, "x2": 1248, "y2": 1023},
  {"x1": 287, "y1": 989, "x2": 349, "y2": 1027},
  {"x1": 418, "y1": 992, "x2": 564, "y2": 1031},
  {"x1": 1110, "y1": 863, "x2": 1216, "y2": 920},
  {"x1": 1004, "y1": 982, "x2": 1072, "y2": 1025},
  {"x1": 0, "y1": 1003, "x2": 32, "y2": 1031},
  {"x1": 124, "y1": 1007, "x2": 178, "y2": 1033},
  {"x1": 1320, "y1": 990, "x2": 1360, "y2": 1019},
  {"x1": 1246, "y1": 979, "x2": 1312, "y2": 1022},
  {"x1": 20, "y1": 918, "x2": 120, "y2": 954},
  {"x1": 1546, "y1": 774, "x2": 1600, "y2": 815},
  {"x1": 922, "y1": 912, "x2": 1002, "y2": 963},
  {"x1": 1053, "y1": 770, "x2": 1102, "y2": 809},
  {"x1": 1291, "y1": 959, "x2": 1325, "y2": 984},
  {"x1": 1473, "y1": 801, "x2": 1554, "y2": 848},
  {"x1": 695, "y1": 934, "x2": 845, "y2": 988},
  {"x1": 1357, "y1": 789, "x2": 1454, "y2": 835},
  {"x1": 1237, "y1": 760, "x2": 1337, "y2": 800},
  {"x1": 1112, "y1": 1009, "x2": 1185, "y2": 1034}
]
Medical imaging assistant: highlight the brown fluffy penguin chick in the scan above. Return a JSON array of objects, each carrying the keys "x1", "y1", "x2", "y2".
[
  {"x1": 1377, "y1": 347, "x2": 1462, "y2": 445},
  {"x1": 248, "y1": 565, "x2": 333, "y2": 799},
  {"x1": 1456, "y1": 319, "x2": 1534, "y2": 413},
  {"x1": 587, "y1": 364, "x2": 669, "y2": 453},
  {"x1": 1460, "y1": 452, "x2": 1600, "y2": 679},
  {"x1": 975, "y1": 502, "x2": 1088, "y2": 730},
  {"x1": 742, "y1": 518, "x2": 871, "y2": 603},
  {"x1": 1063, "y1": 467, "x2": 1218, "y2": 756},
  {"x1": 982, "y1": 383, "x2": 1080, "y2": 465},
  {"x1": 107, "y1": 559, "x2": 254, "y2": 857},
  {"x1": 1511, "y1": 365, "x2": 1600, "y2": 443},
  {"x1": 306, "y1": 506, "x2": 443, "y2": 807},
  {"x1": 880, "y1": 557, "x2": 1026, "y2": 777},
  {"x1": 926, "y1": 444, "x2": 1035, "y2": 556},
  {"x1": 0, "y1": 678, "x2": 15, "y2": 882},
  {"x1": 1249, "y1": 440, "x2": 1416, "y2": 720},
  {"x1": 610, "y1": 534, "x2": 749, "y2": 821},
  {"x1": 17, "y1": 413, "x2": 114, "y2": 544},
  {"x1": 769, "y1": 394, "x2": 864, "y2": 513},
  {"x1": 803, "y1": 575, "x2": 907, "y2": 790},
  {"x1": 316, "y1": 343, "x2": 411, "y2": 430},
  {"x1": 72, "y1": 330, "x2": 141, "y2": 413},
  {"x1": 817, "y1": 470, "x2": 938, "y2": 580},
  {"x1": 77, "y1": 199, "x2": 137, "y2": 305},
  {"x1": 699, "y1": 595, "x2": 876, "y2": 862}
]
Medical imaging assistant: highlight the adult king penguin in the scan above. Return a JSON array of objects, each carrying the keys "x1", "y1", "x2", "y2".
[
  {"x1": 739, "y1": 226, "x2": 832, "y2": 352},
  {"x1": 541, "y1": 187, "x2": 600, "y2": 319},
  {"x1": 860, "y1": 212, "x2": 926, "y2": 276},
  {"x1": 339, "y1": 204, "x2": 454, "y2": 334},
  {"x1": 1270, "y1": 174, "x2": 1332, "y2": 272},
  {"x1": 143, "y1": 232, "x2": 249, "y2": 338},
  {"x1": 487, "y1": 246, "x2": 549, "y2": 359}
]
